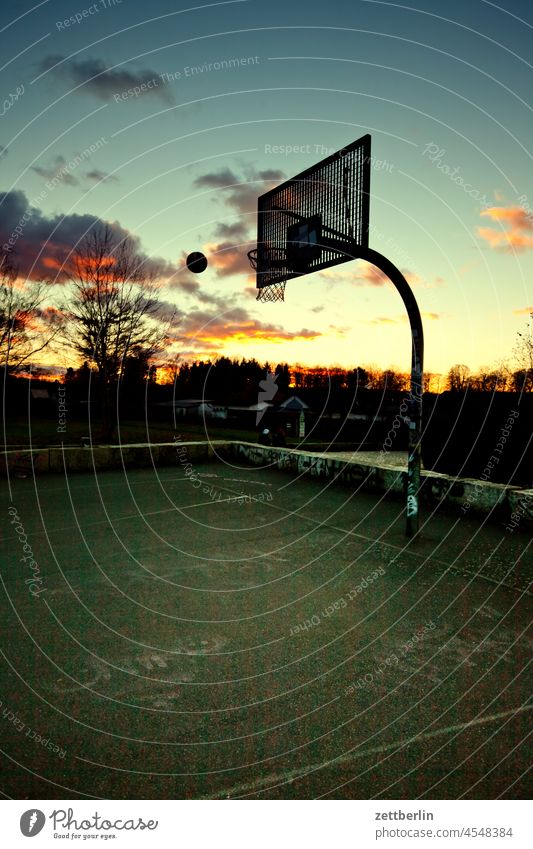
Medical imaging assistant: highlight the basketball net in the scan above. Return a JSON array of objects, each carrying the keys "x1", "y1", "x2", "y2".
[
  {"x1": 247, "y1": 248, "x2": 286, "y2": 302},
  {"x1": 256, "y1": 281, "x2": 286, "y2": 302}
]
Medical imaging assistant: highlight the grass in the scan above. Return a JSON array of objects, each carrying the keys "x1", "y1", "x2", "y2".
[{"x1": 2, "y1": 415, "x2": 287, "y2": 449}]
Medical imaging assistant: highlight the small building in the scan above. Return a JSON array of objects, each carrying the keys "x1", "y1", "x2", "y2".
[
  {"x1": 155, "y1": 399, "x2": 227, "y2": 419},
  {"x1": 226, "y1": 400, "x2": 274, "y2": 427},
  {"x1": 30, "y1": 387, "x2": 52, "y2": 401},
  {"x1": 278, "y1": 396, "x2": 309, "y2": 412},
  {"x1": 274, "y1": 395, "x2": 309, "y2": 435}
]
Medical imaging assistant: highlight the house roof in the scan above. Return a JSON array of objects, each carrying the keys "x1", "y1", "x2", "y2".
[
  {"x1": 278, "y1": 395, "x2": 309, "y2": 410},
  {"x1": 227, "y1": 401, "x2": 273, "y2": 412},
  {"x1": 173, "y1": 399, "x2": 214, "y2": 408}
]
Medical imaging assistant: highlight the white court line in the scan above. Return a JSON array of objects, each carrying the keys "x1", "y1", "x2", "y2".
[{"x1": 206, "y1": 704, "x2": 533, "y2": 799}]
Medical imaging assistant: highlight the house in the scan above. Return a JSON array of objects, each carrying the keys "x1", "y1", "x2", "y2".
[
  {"x1": 278, "y1": 396, "x2": 309, "y2": 412},
  {"x1": 155, "y1": 399, "x2": 227, "y2": 419},
  {"x1": 226, "y1": 400, "x2": 273, "y2": 427},
  {"x1": 30, "y1": 387, "x2": 52, "y2": 401}
]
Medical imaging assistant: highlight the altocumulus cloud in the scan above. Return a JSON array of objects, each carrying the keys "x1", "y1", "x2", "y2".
[
  {"x1": 38, "y1": 55, "x2": 173, "y2": 104},
  {"x1": 193, "y1": 166, "x2": 284, "y2": 220},
  {"x1": 84, "y1": 169, "x2": 119, "y2": 184},
  {"x1": 478, "y1": 205, "x2": 533, "y2": 252}
]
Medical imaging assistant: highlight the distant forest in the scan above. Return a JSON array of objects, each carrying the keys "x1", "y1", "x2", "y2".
[{"x1": 55, "y1": 354, "x2": 532, "y2": 397}]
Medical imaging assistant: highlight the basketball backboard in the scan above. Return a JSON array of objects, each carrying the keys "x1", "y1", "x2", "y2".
[{"x1": 249, "y1": 134, "x2": 371, "y2": 300}]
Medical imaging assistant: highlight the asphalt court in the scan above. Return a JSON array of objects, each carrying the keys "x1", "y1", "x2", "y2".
[{"x1": 0, "y1": 457, "x2": 531, "y2": 799}]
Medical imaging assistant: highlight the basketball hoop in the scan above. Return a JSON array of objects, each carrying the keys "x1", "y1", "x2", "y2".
[
  {"x1": 247, "y1": 248, "x2": 287, "y2": 302},
  {"x1": 256, "y1": 281, "x2": 286, "y2": 302}
]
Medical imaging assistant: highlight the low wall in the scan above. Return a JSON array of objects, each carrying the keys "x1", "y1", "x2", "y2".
[
  {"x1": 1, "y1": 440, "x2": 531, "y2": 528},
  {"x1": 0, "y1": 441, "x2": 226, "y2": 477},
  {"x1": 229, "y1": 442, "x2": 533, "y2": 528}
]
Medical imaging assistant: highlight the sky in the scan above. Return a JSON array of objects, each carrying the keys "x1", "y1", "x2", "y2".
[{"x1": 1, "y1": 0, "x2": 532, "y2": 378}]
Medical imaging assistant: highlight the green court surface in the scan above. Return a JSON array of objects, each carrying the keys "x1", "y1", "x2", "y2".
[{"x1": 0, "y1": 456, "x2": 531, "y2": 799}]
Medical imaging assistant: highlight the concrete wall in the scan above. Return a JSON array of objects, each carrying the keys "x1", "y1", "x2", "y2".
[
  {"x1": 229, "y1": 442, "x2": 533, "y2": 528},
  {"x1": 0, "y1": 441, "x2": 225, "y2": 477},
  {"x1": 1, "y1": 440, "x2": 531, "y2": 528}
]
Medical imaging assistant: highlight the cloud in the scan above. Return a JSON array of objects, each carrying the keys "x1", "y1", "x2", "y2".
[
  {"x1": 477, "y1": 227, "x2": 533, "y2": 251},
  {"x1": 371, "y1": 316, "x2": 397, "y2": 325},
  {"x1": 31, "y1": 156, "x2": 79, "y2": 186},
  {"x1": 214, "y1": 221, "x2": 250, "y2": 240},
  {"x1": 195, "y1": 289, "x2": 238, "y2": 309},
  {"x1": 193, "y1": 166, "x2": 284, "y2": 217},
  {"x1": 151, "y1": 298, "x2": 184, "y2": 325},
  {"x1": 477, "y1": 205, "x2": 533, "y2": 252},
  {"x1": 204, "y1": 240, "x2": 254, "y2": 279},
  {"x1": 169, "y1": 238, "x2": 254, "y2": 286},
  {"x1": 193, "y1": 168, "x2": 237, "y2": 190},
  {"x1": 251, "y1": 168, "x2": 285, "y2": 182},
  {"x1": 329, "y1": 324, "x2": 350, "y2": 335},
  {"x1": 191, "y1": 167, "x2": 288, "y2": 282},
  {"x1": 370, "y1": 311, "x2": 443, "y2": 325},
  {"x1": 38, "y1": 55, "x2": 173, "y2": 104},
  {"x1": 166, "y1": 250, "x2": 241, "y2": 310},
  {"x1": 170, "y1": 276, "x2": 200, "y2": 296},
  {"x1": 28, "y1": 304, "x2": 66, "y2": 333},
  {"x1": 31, "y1": 158, "x2": 119, "y2": 188},
  {"x1": 356, "y1": 265, "x2": 435, "y2": 290},
  {"x1": 481, "y1": 206, "x2": 533, "y2": 228},
  {"x1": 0, "y1": 189, "x2": 176, "y2": 282},
  {"x1": 22, "y1": 364, "x2": 66, "y2": 379},
  {"x1": 513, "y1": 306, "x2": 533, "y2": 316},
  {"x1": 355, "y1": 264, "x2": 388, "y2": 286},
  {"x1": 320, "y1": 262, "x2": 440, "y2": 289},
  {"x1": 0, "y1": 145, "x2": 7, "y2": 159},
  {"x1": 168, "y1": 306, "x2": 321, "y2": 348},
  {"x1": 85, "y1": 169, "x2": 119, "y2": 184},
  {"x1": 320, "y1": 264, "x2": 388, "y2": 287},
  {"x1": 165, "y1": 251, "x2": 203, "y2": 293},
  {"x1": 35, "y1": 305, "x2": 65, "y2": 325}
]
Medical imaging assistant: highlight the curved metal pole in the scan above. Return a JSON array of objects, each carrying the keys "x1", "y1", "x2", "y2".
[{"x1": 355, "y1": 248, "x2": 424, "y2": 537}]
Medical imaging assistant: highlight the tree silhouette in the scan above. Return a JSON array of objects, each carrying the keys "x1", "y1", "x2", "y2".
[
  {"x1": 447, "y1": 364, "x2": 471, "y2": 392},
  {"x1": 63, "y1": 225, "x2": 173, "y2": 439},
  {"x1": 513, "y1": 311, "x2": 533, "y2": 391},
  {"x1": 0, "y1": 251, "x2": 60, "y2": 371}
]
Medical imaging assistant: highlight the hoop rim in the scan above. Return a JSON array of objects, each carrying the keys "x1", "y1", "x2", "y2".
[{"x1": 247, "y1": 246, "x2": 287, "y2": 271}]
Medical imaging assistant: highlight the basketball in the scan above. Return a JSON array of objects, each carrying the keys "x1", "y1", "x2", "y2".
[{"x1": 186, "y1": 251, "x2": 208, "y2": 273}]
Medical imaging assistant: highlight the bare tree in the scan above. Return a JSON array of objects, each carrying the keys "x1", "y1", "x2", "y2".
[
  {"x1": 0, "y1": 251, "x2": 61, "y2": 371},
  {"x1": 381, "y1": 368, "x2": 409, "y2": 392},
  {"x1": 362, "y1": 364, "x2": 385, "y2": 390},
  {"x1": 513, "y1": 311, "x2": 533, "y2": 391},
  {"x1": 446, "y1": 363, "x2": 471, "y2": 392},
  {"x1": 160, "y1": 354, "x2": 181, "y2": 386},
  {"x1": 470, "y1": 365, "x2": 509, "y2": 392},
  {"x1": 63, "y1": 225, "x2": 173, "y2": 439},
  {"x1": 423, "y1": 372, "x2": 443, "y2": 393}
]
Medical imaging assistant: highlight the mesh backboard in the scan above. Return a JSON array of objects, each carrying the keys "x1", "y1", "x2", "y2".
[{"x1": 255, "y1": 134, "x2": 371, "y2": 290}]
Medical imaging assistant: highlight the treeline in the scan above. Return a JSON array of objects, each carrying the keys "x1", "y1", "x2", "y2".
[
  {"x1": 159, "y1": 359, "x2": 531, "y2": 395},
  {"x1": 59, "y1": 355, "x2": 532, "y2": 398},
  {"x1": 160, "y1": 360, "x2": 411, "y2": 396}
]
